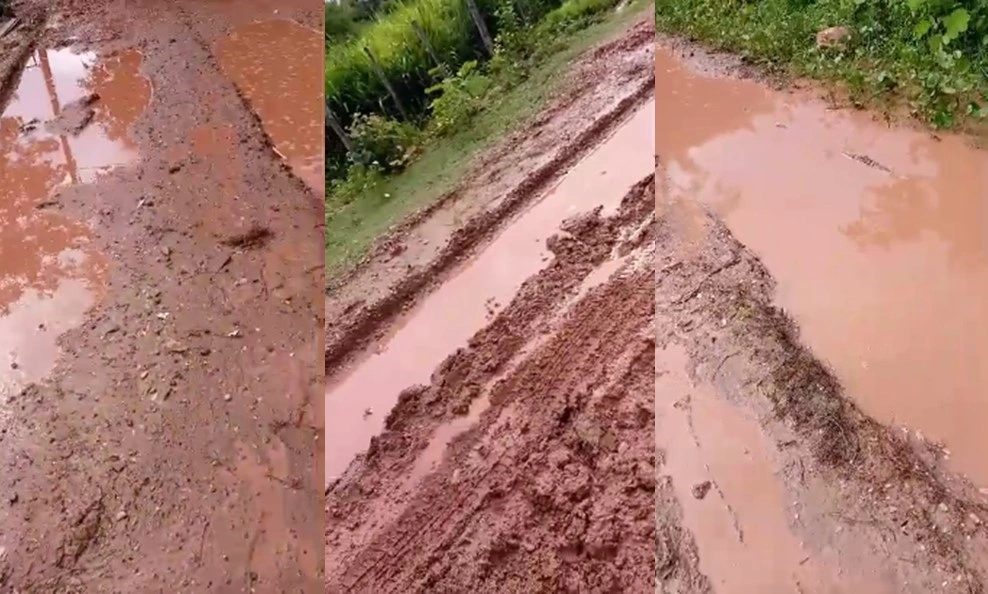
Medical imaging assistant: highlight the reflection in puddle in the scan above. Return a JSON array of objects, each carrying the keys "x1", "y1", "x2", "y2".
[
  {"x1": 215, "y1": 20, "x2": 324, "y2": 194},
  {"x1": 656, "y1": 46, "x2": 988, "y2": 487},
  {"x1": 325, "y1": 102, "x2": 655, "y2": 483},
  {"x1": 0, "y1": 47, "x2": 149, "y2": 394}
]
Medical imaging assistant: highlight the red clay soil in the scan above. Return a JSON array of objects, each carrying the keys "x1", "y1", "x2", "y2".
[
  {"x1": 0, "y1": 1, "x2": 323, "y2": 592},
  {"x1": 325, "y1": 16, "x2": 656, "y2": 372},
  {"x1": 654, "y1": 37, "x2": 988, "y2": 593},
  {"x1": 326, "y1": 177, "x2": 674, "y2": 592}
]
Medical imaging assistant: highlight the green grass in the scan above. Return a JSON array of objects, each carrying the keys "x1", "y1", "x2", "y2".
[
  {"x1": 656, "y1": 0, "x2": 988, "y2": 129},
  {"x1": 326, "y1": 0, "x2": 648, "y2": 279}
]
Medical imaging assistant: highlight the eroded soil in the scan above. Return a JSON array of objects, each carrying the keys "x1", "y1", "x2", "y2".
[
  {"x1": 325, "y1": 16, "x2": 664, "y2": 592},
  {"x1": 325, "y1": 15, "x2": 656, "y2": 372},
  {"x1": 0, "y1": 0, "x2": 323, "y2": 591},
  {"x1": 328, "y1": 177, "x2": 662, "y2": 592},
  {"x1": 656, "y1": 37, "x2": 988, "y2": 593}
]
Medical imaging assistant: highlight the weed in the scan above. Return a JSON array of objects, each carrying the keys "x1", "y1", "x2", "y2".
[{"x1": 426, "y1": 61, "x2": 494, "y2": 136}]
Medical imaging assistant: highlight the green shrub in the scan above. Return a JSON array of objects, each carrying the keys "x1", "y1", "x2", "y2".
[
  {"x1": 542, "y1": 0, "x2": 620, "y2": 34},
  {"x1": 426, "y1": 61, "x2": 494, "y2": 135},
  {"x1": 347, "y1": 114, "x2": 421, "y2": 173}
]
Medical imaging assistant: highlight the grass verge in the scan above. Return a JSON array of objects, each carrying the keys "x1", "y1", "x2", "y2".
[
  {"x1": 326, "y1": 0, "x2": 649, "y2": 279},
  {"x1": 656, "y1": 0, "x2": 988, "y2": 129}
]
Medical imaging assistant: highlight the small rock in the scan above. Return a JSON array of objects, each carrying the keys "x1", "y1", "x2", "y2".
[
  {"x1": 164, "y1": 339, "x2": 187, "y2": 353},
  {"x1": 223, "y1": 393, "x2": 232, "y2": 402},
  {"x1": 692, "y1": 480, "x2": 712, "y2": 500},
  {"x1": 816, "y1": 26, "x2": 850, "y2": 50},
  {"x1": 115, "y1": 510, "x2": 128, "y2": 521},
  {"x1": 8, "y1": 492, "x2": 18, "y2": 505},
  {"x1": 362, "y1": 407, "x2": 372, "y2": 418}
]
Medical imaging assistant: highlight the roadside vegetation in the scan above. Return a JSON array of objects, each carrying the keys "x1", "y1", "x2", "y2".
[
  {"x1": 326, "y1": 0, "x2": 647, "y2": 276},
  {"x1": 656, "y1": 0, "x2": 988, "y2": 129}
]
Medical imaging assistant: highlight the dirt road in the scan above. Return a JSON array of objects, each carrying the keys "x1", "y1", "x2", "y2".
[
  {"x1": 0, "y1": 0, "x2": 323, "y2": 591},
  {"x1": 325, "y1": 17, "x2": 660, "y2": 592},
  {"x1": 656, "y1": 38, "x2": 988, "y2": 592}
]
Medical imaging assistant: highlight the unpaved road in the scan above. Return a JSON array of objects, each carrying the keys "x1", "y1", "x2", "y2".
[
  {"x1": 325, "y1": 17, "x2": 659, "y2": 592},
  {"x1": 656, "y1": 37, "x2": 988, "y2": 592},
  {"x1": 0, "y1": 0, "x2": 323, "y2": 592}
]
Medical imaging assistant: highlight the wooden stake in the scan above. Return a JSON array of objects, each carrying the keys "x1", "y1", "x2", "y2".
[
  {"x1": 326, "y1": 104, "x2": 353, "y2": 153},
  {"x1": 364, "y1": 46, "x2": 409, "y2": 120},
  {"x1": 465, "y1": 0, "x2": 494, "y2": 55},
  {"x1": 411, "y1": 19, "x2": 450, "y2": 77}
]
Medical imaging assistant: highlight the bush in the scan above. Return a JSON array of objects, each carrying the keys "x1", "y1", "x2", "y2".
[
  {"x1": 348, "y1": 114, "x2": 421, "y2": 173},
  {"x1": 426, "y1": 61, "x2": 493, "y2": 136}
]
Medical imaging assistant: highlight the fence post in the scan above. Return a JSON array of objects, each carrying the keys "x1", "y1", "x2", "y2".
[
  {"x1": 411, "y1": 19, "x2": 450, "y2": 78},
  {"x1": 364, "y1": 46, "x2": 409, "y2": 120},
  {"x1": 326, "y1": 104, "x2": 353, "y2": 152},
  {"x1": 465, "y1": 0, "x2": 494, "y2": 56}
]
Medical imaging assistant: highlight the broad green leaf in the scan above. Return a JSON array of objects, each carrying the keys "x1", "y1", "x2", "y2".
[
  {"x1": 913, "y1": 17, "x2": 932, "y2": 39},
  {"x1": 942, "y1": 8, "x2": 970, "y2": 44}
]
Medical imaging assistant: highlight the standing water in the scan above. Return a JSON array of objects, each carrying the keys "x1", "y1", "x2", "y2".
[
  {"x1": 656, "y1": 47, "x2": 988, "y2": 487},
  {"x1": 215, "y1": 20, "x2": 324, "y2": 195},
  {"x1": 0, "y1": 47, "x2": 149, "y2": 395},
  {"x1": 326, "y1": 101, "x2": 656, "y2": 483}
]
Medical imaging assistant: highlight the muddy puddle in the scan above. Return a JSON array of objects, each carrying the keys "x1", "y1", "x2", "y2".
[
  {"x1": 325, "y1": 100, "x2": 655, "y2": 483},
  {"x1": 656, "y1": 344, "x2": 889, "y2": 593},
  {"x1": 215, "y1": 19, "x2": 324, "y2": 194},
  {"x1": 0, "y1": 47, "x2": 149, "y2": 395},
  {"x1": 656, "y1": 46, "x2": 988, "y2": 487}
]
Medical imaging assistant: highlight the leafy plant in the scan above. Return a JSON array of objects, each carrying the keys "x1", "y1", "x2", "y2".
[
  {"x1": 426, "y1": 61, "x2": 494, "y2": 136},
  {"x1": 347, "y1": 114, "x2": 421, "y2": 172}
]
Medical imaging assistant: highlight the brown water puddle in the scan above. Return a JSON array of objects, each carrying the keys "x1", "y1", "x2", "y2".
[
  {"x1": 0, "y1": 47, "x2": 149, "y2": 395},
  {"x1": 656, "y1": 47, "x2": 988, "y2": 487},
  {"x1": 325, "y1": 101, "x2": 655, "y2": 483},
  {"x1": 656, "y1": 345, "x2": 890, "y2": 593},
  {"x1": 215, "y1": 20, "x2": 324, "y2": 195}
]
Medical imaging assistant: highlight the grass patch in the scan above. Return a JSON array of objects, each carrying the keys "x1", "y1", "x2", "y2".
[
  {"x1": 326, "y1": 0, "x2": 649, "y2": 279},
  {"x1": 656, "y1": 0, "x2": 988, "y2": 129}
]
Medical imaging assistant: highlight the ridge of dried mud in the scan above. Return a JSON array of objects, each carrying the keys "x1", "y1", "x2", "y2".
[
  {"x1": 327, "y1": 177, "x2": 703, "y2": 592},
  {"x1": 657, "y1": 203, "x2": 988, "y2": 592},
  {"x1": 325, "y1": 17, "x2": 656, "y2": 374},
  {"x1": 0, "y1": 1, "x2": 322, "y2": 592}
]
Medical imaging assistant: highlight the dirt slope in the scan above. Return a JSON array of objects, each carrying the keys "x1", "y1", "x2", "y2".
[{"x1": 0, "y1": 0, "x2": 323, "y2": 592}]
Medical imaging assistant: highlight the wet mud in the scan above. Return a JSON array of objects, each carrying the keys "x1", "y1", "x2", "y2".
[
  {"x1": 325, "y1": 16, "x2": 656, "y2": 372},
  {"x1": 656, "y1": 37, "x2": 988, "y2": 593},
  {"x1": 328, "y1": 176, "x2": 660, "y2": 592},
  {"x1": 326, "y1": 101, "x2": 654, "y2": 482},
  {"x1": 325, "y1": 17, "x2": 662, "y2": 591},
  {"x1": 0, "y1": 0, "x2": 322, "y2": 591},
  {"x1": 657, "y1": 41, "x2": 988, "y2": 488}
]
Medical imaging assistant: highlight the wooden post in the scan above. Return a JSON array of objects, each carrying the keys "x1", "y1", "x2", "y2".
[
  {"x1": 411, "y1": 19, "x2": 450, "y2": 77},
  {"x1": 465, "y1": 0, "x2": 494, "y2": 55},
  {"x1": 364, "y1": 46, "x2": 409, "y2": 120},
  {"x1": 326, "y1": 104, "x2": 353, "y2": 153}
]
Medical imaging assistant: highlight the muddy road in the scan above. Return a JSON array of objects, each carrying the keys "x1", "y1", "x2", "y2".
[
  {"x1": 0, "y1": 0, "x2": 323, "y2": 592},
  {"x1": 325, "y1": 17, "x2": 659, "y2": 592},
  {"x1": 656, "y1": 38, "x2": 988, "y2": 592}
]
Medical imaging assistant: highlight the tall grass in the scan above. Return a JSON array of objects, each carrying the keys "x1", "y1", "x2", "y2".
[{"x1": 326, "y1": 0, "x2": 487, "y2": 128}]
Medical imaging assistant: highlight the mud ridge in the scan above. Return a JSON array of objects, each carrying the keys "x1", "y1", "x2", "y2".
[
  {"x1": 326, "y1": 78, "x2": 654, "y2": 374},
  {"x1": 657, "y1": 208, "x2": 988, "y2": 592},
  {"x1": 327, "y1": 175, "x2": 688, "y2": 592}
]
